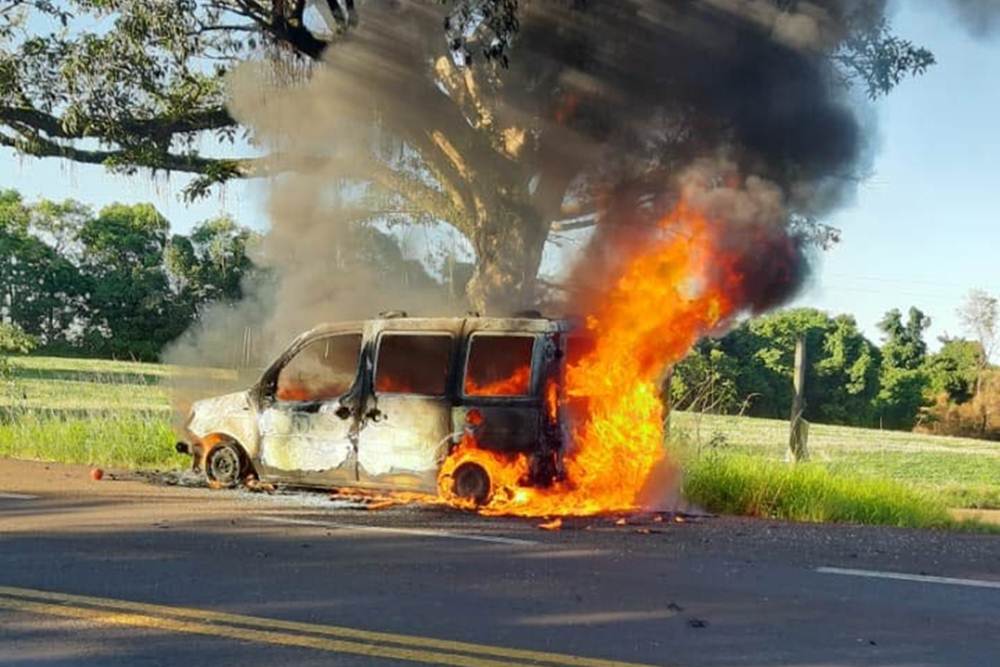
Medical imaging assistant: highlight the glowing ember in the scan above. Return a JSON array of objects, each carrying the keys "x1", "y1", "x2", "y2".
[{"x1": 439, "y1": 200, "x2": 750, "y2": 517}]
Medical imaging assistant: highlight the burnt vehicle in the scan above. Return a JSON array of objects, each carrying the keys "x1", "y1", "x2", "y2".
[{"x1": 176, "y1": 314, "x2": 578, "y2": 504}]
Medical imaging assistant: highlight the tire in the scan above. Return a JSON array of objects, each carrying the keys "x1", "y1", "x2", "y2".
[
  {"x1": 452, "y1": 462, "x2": 491, "y2": 506},
  {"x1": 205, "y1": 441, "x2": 247, "y2": 488}
]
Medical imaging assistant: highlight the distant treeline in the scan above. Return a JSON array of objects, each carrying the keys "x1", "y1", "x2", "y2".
[
  {"x1": 0, "y1": 189, "x2": 465, "y2": 362},
  {"x1": 669, "y1": 305, "x2": 999, "y2": 439},
  {"x1": 0, "y1": 189, "x2": 258, "y2": 360}
]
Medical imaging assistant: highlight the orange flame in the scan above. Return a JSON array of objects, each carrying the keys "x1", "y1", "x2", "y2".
[
  {"x1": 439, "y1": 201, "x2": 745, "y2": 516},
  {"x1": 464, "y1": 365, "x2": 532, "y2": 396}
]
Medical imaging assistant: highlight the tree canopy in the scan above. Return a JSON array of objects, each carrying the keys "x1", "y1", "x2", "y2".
[
  {"x1": 0, "y1": 188, "x2": 262, "y2": 358},
  {"x1": 1, "y1": 1, "x2": 936, "y2": 311}
]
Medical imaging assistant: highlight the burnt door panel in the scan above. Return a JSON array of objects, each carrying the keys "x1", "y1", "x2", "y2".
[
  {"x1": 258, "y1": 405, "x2": 353, "y2": 474},
  {"x1": 356, "y1": 333, "x2": 454, "y2": 491},
  {"x1": 257, "y1": 332, "x2": 362, "y2": 484},
  {"x1": 461, "y1": 333, "x2": 541, "y2": 452}
]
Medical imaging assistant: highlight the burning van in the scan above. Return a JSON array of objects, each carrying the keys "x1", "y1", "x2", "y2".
[{"x1": 176, "y1": 313, "x2": 576, "y2": 504}]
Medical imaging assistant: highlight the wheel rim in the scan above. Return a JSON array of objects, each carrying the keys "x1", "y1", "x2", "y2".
[
  {"x1": 208, "y1": 445, "x2": 241, "y2": 485},
  {"x1": 452, "y1": 463, "x2": 490, "y2": 505}
]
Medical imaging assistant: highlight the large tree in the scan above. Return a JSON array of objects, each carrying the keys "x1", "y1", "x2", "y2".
[
  {"x1": 0, "y1": 189, "x2": 85, "y2": 344},
  {"x1": 1, "y1": 1, "x2": 935, "y2": 312}
]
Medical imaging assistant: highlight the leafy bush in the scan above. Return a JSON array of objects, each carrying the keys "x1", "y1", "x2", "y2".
[
  {"x1": 0, "y1": 323, "x2": 36, "y2": 384},
  {"x1": 0, "y1": 323, "x2": 36, "y2": 354}
]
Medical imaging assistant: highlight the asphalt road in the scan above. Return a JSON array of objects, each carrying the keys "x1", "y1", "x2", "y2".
[{"x1": 1, "y1": 459, "x2": 998, "y2": 667}]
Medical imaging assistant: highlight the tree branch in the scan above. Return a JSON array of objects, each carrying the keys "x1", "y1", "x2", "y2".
[{"x1": 0, "y1": 105, "x2": 235, "y2": 141}]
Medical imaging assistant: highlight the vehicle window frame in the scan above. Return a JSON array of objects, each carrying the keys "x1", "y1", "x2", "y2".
[
  {"x1": 373, "y1": 331, "x2": 455, "y2": 397},
  {"x1": 268, "y1": 331, "x2": 364, "y2": 405},
  {"x1": 462, "y1": 332, "x2": 538, "y2": 399}
]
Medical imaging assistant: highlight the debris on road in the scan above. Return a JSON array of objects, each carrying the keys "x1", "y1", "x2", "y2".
[
  {"x1": 329, "y1": 487, "x2": 438, "y2": 510},
  {"x1": 538, "y1": 517, "x2": 563, "y2": 531}
]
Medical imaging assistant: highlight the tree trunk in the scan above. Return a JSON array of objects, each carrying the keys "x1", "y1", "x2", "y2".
[{"x1": 465, "y1": 202, "x2": 548, "y2": 316}]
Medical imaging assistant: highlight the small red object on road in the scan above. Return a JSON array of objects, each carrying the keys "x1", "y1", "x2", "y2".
[{"x1": 90, "y1": 468, "x2": 104, "y2": 481}]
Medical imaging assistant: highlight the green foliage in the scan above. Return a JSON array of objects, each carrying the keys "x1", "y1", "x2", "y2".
[
  {"x1": 0, "y1": 189, "x2": 87, "y2": 344},
  {"x1": 0, "y1": 1, "x2": 937, "y2": 206},
  {"x1": 833, "y1": 16, "x2": 936, "y2": 98},
  {"x1": 873, "y1": 306, "x2": 932, "y2": 428},
  {"x1": 0, "y1": 188, "x2": 259, "y2": 360},
  {"x1": 0, "y1": 322, "x2": 36, "y2": 384},
  {"x1": 670, "y1": 340, "x2": 740, "y2": 413},
  {"x1": 77, "y1": 203, "x2": 183, "y2": 359},
  {"x1": 673, "y1": 308, "x2": 881, "y2": 426},
  {"x1": 925, "y1": 337, "x2": 982, "y2": 403},
  {"x1": 873, "y1": 367, "x2": 928, "y2": 429},
  {"x1": 167, "y1": 215, "x2": 259, "y2": 305},
  {"x1": 877, "y1": 306, "x2": 931, "y2": 371},
  {"x1": 0, "y1": 323, "x2": 35, "y2": 355}
]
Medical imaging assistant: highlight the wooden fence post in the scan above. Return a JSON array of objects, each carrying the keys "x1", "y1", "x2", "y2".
[{"x1": 788, "y1": 335, "x2": 809, "y2": 462}]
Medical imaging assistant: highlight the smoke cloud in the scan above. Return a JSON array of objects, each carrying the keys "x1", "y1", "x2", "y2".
[
  {"x1": 945, "y1": 0, "x2": 1000, "y2": 37},
  {"x1": 166, "y1": 0, "x2": 935, "y2": 409}
]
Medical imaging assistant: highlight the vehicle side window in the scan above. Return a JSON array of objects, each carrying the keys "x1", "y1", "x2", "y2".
[
  {"x1": 375, "y1": 333, "x2": 452, "y2": 395},
  {"x1": 465, "y1": 335, "x2": 535, "y2": 396},
  {"x1": 276, "y1": 333, "x2": 362, "y2": 402}
]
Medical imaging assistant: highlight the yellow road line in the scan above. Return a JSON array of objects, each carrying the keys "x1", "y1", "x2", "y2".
[
  {"x1": 0, "y1": 596, "x2": 518, "y2": 667},
  {"x1": 0, "y1": 586, "x2": 661, "y2": 667}
]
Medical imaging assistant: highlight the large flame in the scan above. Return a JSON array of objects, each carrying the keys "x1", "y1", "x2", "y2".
[{"x1": 439, "y1": 201, "x2": 748, "y2": 516}]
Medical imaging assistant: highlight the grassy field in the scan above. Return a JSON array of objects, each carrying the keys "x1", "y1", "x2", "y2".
[
  {"x1": 670, "y1": 411, "x2": 1000, "y2": 510},
  {"x1": 2, "y1": 355, "x2": 999, "y2": 525},
  {"x1": 0, "y1": 356, "x2": 238, "y2": 469}
]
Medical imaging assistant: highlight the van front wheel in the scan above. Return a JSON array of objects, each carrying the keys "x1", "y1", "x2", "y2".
[{"x1": 206, "y1": 442, "x2": 246, "y2": 488}]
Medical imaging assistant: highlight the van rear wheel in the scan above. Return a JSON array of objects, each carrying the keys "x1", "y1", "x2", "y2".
[
  {"x1": 206, "y1": 442, "x2": 246, "y2": 488},
  {"x1": 452, "y1": 462, "x2": 491, "y2": 506}
]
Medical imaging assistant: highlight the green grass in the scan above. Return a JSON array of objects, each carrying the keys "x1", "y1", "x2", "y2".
[
  {"x1": 0, "y1": 408, "x2": 180, "y2": 469},
  {"x1": 0, "y1": 355, "x2": 231, "y2": 470},
  {"x1": 671, "y1": 411, "x2": 1000, "y2": 509},
  {"x1": 681, "y1": 452, "x2": 956, "y2": 529}
]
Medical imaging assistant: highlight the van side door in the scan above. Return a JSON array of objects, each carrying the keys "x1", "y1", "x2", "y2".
[
  {"x1": 462, "y1": 332, "x2": 541, "y2": 453},
  {"x1": 355, "y1": 331, "x2": 454, "y2": 491},
  {"x1": 256, "y1": 331, "x2": 363, "y2": 485}
]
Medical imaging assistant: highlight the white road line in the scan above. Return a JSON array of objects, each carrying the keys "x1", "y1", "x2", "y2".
[
  {"x1": 253, "y1": 516, "x2": 539, "y2": 546},
  {"x1": 817, "y1": 566, "x2": 1000, "y2": 590},
  {"x1": 0, "y1": 493, "x2": 37, "y2": 500}
]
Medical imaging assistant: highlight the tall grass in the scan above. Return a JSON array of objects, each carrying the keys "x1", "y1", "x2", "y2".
[
  {"x1": 681, "y1": 452, "x2": 955, "y2": 529},
  {"x1": 1, "y1": 356, "x2": 186, "y2": 469},
  {"x1": 0, "y1": 407, "x2": 181, "y2": 469},
  {"x1": 671, "y1": 410, "x2": 1000, "y2": 510}
]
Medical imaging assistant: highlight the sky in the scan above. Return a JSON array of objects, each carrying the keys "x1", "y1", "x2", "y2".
[{"x1": 1, "y1": 2, "x2": 997, "y2": 348}]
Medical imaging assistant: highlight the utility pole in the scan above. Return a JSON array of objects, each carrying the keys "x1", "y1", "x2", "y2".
[{"x1": 788, "y1": 335, "x2": 809, "y2": 462}]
